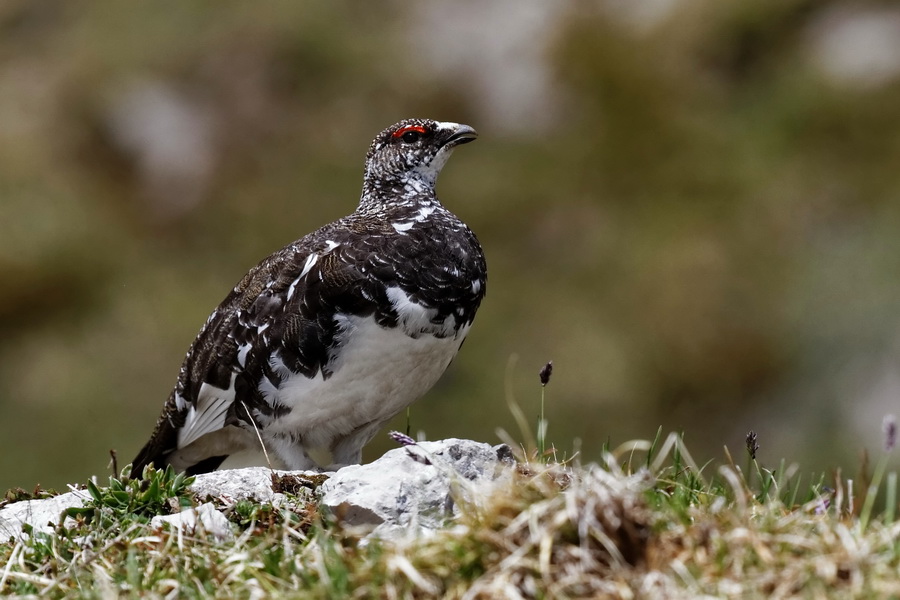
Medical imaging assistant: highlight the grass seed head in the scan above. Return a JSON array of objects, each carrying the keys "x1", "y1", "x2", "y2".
[
  {"x1": 539, "y1": 361, "x2": 553, "y2": 387},
  {"x1": 745, "y1": 431, "x2": 759, "y2": 461},
  {"x1": 883, "y1": 415, "x2": 896, "y2": 453}
]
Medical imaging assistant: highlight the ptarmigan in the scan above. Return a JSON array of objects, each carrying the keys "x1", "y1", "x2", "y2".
[{"x1": 130, "y1": 118, "x2": 486, "y2": 477}]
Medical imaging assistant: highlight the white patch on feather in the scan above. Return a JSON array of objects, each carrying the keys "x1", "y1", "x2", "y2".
[
  {"x1": 415, "y1": 205, "x2": 436, "y2": 221},
  {"x1": 299, "y1": 253, "x2": 318, "y2": 278},
  {"x1": 392, "y1": 221, "x2": 414, "y2": 233},
  {"x1": 268, "y1": 352, "x2": 297, "y2": 382},
  {"x1": 386, "y1": 286, "x2": 456, "y2": 337},
  {"x1": 257, "y1": 372, "x2": 279, "y2": 406},
  {"x1": 237, "y1": 343, "x2": 251, "y2": 368},
  {"x1": 286, "y1": 276, "x2": 301, "y2": 301},
  {"x1": 178, "y1": 374, "x2": 236, "y2": 448}
]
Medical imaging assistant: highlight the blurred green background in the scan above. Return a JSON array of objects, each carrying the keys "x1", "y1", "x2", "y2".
[{"x1": 3, "y1": 0, "x2": 900, "y2": 492}]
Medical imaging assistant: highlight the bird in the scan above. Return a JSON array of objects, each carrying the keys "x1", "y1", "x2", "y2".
[{"x1": 129, "y1": 118, "x2": 486, "y2": 478}]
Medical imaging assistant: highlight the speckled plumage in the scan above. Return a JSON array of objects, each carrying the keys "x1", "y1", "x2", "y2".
[{"x1": 130, "y1": 119, "x2": 486, "y2": 477}]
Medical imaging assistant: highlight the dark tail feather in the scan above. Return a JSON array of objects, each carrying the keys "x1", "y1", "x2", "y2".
[
  {"x1": 130, "y1": 405, "x2": 180, "y2": 479},
  {"x1": 129, "y1": 438, "x2": 167, "y2": 479}
]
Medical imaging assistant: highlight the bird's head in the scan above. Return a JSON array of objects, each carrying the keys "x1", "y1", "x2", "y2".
[{"x1": 363, "y1": 119, "x2": 478, "y2": 193}]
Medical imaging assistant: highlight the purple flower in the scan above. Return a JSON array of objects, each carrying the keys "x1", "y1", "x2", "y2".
[{"x1": 389, "y1": 431, "x2": 417, "y2": 447}]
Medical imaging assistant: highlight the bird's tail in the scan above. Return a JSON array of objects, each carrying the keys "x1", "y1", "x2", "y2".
[{"x1": 129, "y1": 393, "x2": 181, "y2": 479}]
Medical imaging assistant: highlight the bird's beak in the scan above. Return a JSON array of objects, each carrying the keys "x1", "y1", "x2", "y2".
[{"x1": 438, "y1": 123, "x2": 478, "y2": 148}]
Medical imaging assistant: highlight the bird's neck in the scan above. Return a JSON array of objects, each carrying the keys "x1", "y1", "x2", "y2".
[{"x1": 358, "y1": 177, "x2": 442, "y2": 216}]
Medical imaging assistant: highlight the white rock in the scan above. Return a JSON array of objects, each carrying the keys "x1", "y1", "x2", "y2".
[
  {"x1": 319, "y1": 438, "x2": 515, "y2": 537},
  {"x1": 0, "y1": 439, "x2": 512, "y2": 541},
  {"x1": 0, "y1": 490, "x2": 90, "y2": 539},
  {"x1": 150, "y1": 503, "x2": 233, "y2": 540}
]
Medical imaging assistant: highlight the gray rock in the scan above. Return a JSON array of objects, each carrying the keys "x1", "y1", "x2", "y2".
[
  {"x1": 150, "y1": 502, "x2": 233, "y2": 540},
  {"x1": 320, "y1": 438, "x2": 515, "y2": 537},
  {"x1": 188, "y1": 467, "x2": 324, "y2": 506},
  {"x1": 0, "y1": 490, "x2": 90, "y2": 539},
  {"x1": 188, "y1": 466, "x2": 278, "y2": 503}
]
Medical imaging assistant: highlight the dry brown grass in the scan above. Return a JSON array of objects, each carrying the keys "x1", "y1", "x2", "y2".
[{"x1": 3, "y1": 434, "x2": 900, "y2": 598}]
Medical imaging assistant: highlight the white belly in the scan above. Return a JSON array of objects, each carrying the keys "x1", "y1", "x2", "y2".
[{"x1": 263, "y1": 314, "x2": 469, "y2": 452}]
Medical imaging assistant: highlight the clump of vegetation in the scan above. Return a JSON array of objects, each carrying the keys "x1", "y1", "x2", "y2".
[
  {"x1": 3, "y1": 423, "x2": 900, "y2": 597},
  {"x1": 0, "y1": 486, "x2": 58, "y2": 511},
  {"x1": 63, "y1": 465, "x2": 194, "y2": 528}
]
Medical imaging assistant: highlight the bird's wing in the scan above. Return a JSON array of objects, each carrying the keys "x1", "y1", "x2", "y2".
[
  {"x1": 130, "y1": 233, "x2": 391, "y2": 475},
  {"x1": 180, "y1": 239, "x2": 390, "y2": 434}
]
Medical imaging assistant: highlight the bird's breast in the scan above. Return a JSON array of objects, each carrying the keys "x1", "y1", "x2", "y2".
[{"x1": 258, "y1": 313, "x2": 470, "y2": 449}]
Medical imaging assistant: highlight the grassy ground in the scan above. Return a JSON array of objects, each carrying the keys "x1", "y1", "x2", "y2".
[{"x1": 2, "y1": 428, "x2": 900, "y2": 599}]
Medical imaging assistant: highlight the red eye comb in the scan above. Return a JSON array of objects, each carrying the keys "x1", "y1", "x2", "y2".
[{"x1": 392, "y1": 125, "x2": 427, "y2": 138}]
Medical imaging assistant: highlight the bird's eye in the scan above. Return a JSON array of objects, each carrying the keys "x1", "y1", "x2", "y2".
[{"x1": 392, "y1": 125, "x2": 428, "y2": 144}]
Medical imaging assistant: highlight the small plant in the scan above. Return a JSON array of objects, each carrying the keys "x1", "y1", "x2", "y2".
[
  {"x1": 537, "y1": 360, "x2": 553, "y2": 461},
  {"x1": 64, "y1": 464, "x2": 194, "y2": 527},
  {"x1": 859, "y1": 414, "x2": 898, "y2": 529},
  {"x1": 0, "y1": 485, "x2": 58, "y2": 510}
]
